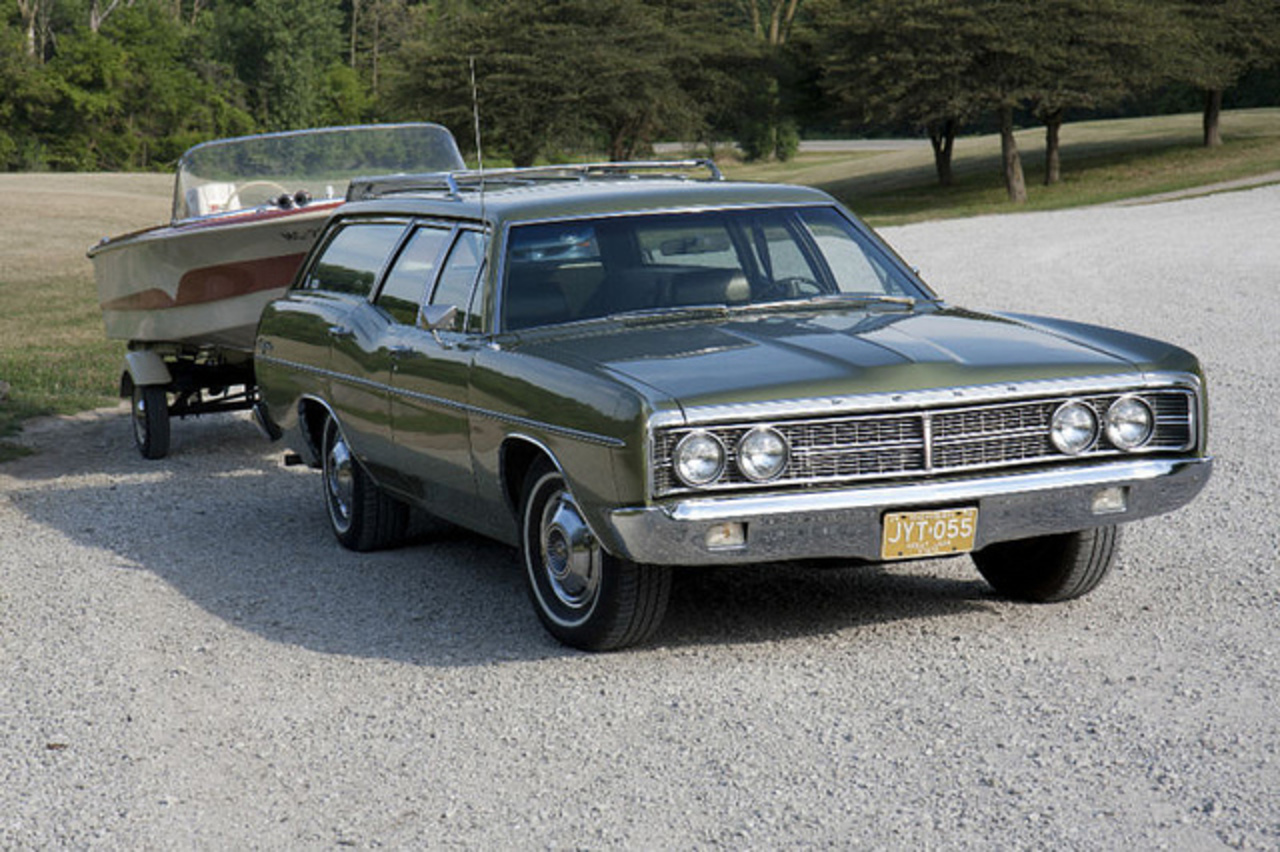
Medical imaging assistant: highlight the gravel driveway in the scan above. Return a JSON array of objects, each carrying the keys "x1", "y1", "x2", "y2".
[{"x1": 2, "y1": 187, "x2": 1276, "y2": 849}]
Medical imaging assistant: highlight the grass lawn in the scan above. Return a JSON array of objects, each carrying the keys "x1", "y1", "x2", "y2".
[
  {"x1": 1, "y1": 109, "x2": 1277, "y2": 459},
  {"x1": 0, "y1": 173, "x2": 171, "y2": 460}
]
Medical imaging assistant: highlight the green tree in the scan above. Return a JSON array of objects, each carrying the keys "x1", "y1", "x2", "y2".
[
  {"x1": 1177, "y1": 0, "x2": 1280, "y2": 147},
  {"x1": 1030, "y1": 0, "x2": 1179, "y2": 184},
  {"x1": 390, "y1": 0, "x2": 702, "y2": 166},
  {"x1": 212, "y1": 0, "x2": 346, "y2": 130},
  {"x1": 819, "y1": 0, "x2": 1180, "y2": 201},
  {"x1": 729, "y1": 0, "x2": 805, "y2": 161},
  {"x1": 816, "y1": 0, "x2": 984, "y2": 187}
]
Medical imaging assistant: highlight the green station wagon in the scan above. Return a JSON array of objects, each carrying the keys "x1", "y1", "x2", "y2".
[{"x1": 253, "y1": 161, "x2": 1212, "y2": 651}]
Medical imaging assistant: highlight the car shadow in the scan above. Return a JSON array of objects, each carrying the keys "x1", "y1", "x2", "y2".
[
  {"x1": 3, "y1": 408, "x2": 997, "y2": 665},
  {"x1": 659, "y1": 559, "x2": 995, "y2": 649}
]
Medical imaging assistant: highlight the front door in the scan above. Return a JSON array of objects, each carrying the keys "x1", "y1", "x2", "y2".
[{"x1": 389, "y1": 228, "x2": 488, "y2": 520}]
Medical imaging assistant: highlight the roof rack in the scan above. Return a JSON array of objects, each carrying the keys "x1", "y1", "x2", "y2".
[{"x1": 346, "y1": 158, "x2": 724, "y2": 202}]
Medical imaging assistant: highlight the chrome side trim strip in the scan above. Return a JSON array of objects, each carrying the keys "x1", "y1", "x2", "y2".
[{"x1": 258, "y1": 354, "x2": 624, "y2": 449}]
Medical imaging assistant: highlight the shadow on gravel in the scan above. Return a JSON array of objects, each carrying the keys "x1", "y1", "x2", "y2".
[
  {"x1": 4, "y1": 408, "x2": 996, "y2": 665},
  {"x1": 659, "y1": 562, "x2": 993, "y2": 650}
]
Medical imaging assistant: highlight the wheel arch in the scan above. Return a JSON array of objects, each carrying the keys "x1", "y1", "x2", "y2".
[
  {"x1": 499, "y1": 434, "x2": 563, "y2": 520},
  {"x1": 295, "y1": 395, "x2": 335, "y2": 467},
  {"x1": 499, "y1": 433, "x2": 633, "y2": 561}
]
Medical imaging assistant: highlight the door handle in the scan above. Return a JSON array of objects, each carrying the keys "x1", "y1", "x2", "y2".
[{"x1": 328, "y1": 325, "x2": 354, "y2": 339}]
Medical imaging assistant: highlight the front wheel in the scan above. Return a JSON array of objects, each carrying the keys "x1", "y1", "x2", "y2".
[
  {"x1": 131, "y1": 383, "x2": 170, "y2": 460},
  {"x1": 521, "y1": 460, "x2": 670, "y2": 651},
  {"x1": 321, "y1": 415, "x2": 407, "y2": 552},
  {"x1": 972, "y1": 525, "x2": 1119, "y2": 603}
]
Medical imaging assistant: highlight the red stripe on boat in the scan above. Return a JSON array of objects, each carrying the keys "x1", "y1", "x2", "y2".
[{"x1": 101, "y1": 253, "x2": 307, "y2": 311}]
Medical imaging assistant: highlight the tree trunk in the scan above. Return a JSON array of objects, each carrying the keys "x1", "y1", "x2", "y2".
[
  {"x1": 349, "y1": 0, "x2": 359, "y2": 69},
  {"x1": 928, "y1": 118, "x2": 956, "y2": 187},
  {"x1": 17, "y1": 0, "x2": 36, "y2": 57},
  {"x1": 371, "y1": 11, "x2": 380, "y2": 95},
  {"x1": 1203, "y1": 89, "x2": 1223, "y2": 148},
  {"x1": 1043, "y1": 109, "x2": 1063, "y2": 186},
  {"x1": 1000, "y1": 105, "x2": 1028, "y2": 204}
]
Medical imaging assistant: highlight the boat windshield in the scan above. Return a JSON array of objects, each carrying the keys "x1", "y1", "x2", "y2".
[{"x1": 172, "y1": 123, "x2": 464, "y2": 223}]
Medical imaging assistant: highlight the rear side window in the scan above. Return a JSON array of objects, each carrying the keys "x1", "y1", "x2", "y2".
[{"x1": 304, "y1": 222, "x2": 405, "y2": 296}]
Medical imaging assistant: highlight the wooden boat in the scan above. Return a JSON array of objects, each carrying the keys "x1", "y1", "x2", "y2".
[
  {"x1": 91, "y1": 123, "x2": 464, "y2": 352},
  {"x1": 87, "y1": 123, "x2": 465, "y2": 458}
]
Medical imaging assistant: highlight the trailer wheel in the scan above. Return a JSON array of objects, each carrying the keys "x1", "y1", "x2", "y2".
[{"x1": 131, "y1": 384, "x2": 170, "y2": 460}]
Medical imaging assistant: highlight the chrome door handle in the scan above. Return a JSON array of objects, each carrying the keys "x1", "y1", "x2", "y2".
[{"x1": 328, "y1": 325, "x2": 354, "y2": 339}]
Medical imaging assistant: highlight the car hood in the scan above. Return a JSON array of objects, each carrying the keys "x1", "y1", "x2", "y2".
[{"x1": 517, "y1": 306, "x2": 1147, "y2": 412}]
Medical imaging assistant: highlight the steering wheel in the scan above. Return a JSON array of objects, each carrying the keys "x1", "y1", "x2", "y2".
[{"x1": 236, "y1": 180, "x2": 291, "y2": 206}]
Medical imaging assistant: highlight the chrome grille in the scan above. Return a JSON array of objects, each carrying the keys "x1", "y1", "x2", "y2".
[{"x1": 652, "y1": 388, "x2": 1198, "y2": 496}]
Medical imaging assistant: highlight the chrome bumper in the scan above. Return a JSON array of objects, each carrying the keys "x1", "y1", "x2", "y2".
[{"x1": 603, "y1": 457, "x2": 1212, "y2": 566}]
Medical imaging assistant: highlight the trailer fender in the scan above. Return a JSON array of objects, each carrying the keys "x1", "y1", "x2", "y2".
[{"x1": 122, "y1": 349, "x2": 173, "y2": 392}]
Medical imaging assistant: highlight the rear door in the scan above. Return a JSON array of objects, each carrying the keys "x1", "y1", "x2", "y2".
[{"x1": 307, "y1": 219, "x2": 408, "y2": 479}]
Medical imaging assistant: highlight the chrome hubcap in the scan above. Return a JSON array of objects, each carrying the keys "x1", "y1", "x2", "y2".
[
  {"x1": 325, "y1": 427, "x2": 354, "y2": 532},
  {"x1": 539, "y1": 489, "x2": 600, "y2": 610}
]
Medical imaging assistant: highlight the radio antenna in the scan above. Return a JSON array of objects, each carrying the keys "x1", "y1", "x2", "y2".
[{"x1": 469, "y1": 56, "x2": 486, "y2": 221}]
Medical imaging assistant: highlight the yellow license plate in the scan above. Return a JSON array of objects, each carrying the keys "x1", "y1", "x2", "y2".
[{"x1": 881, "y1": 507, "x2": 978, "y2": 560}]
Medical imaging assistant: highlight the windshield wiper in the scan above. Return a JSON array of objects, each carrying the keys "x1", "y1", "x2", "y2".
[
  {"x1": 609, "y1": 304, "x2": 731, "y2": 325},
  {"x1": 738, "y1": 293, "x2": 921, "y2": 313}
]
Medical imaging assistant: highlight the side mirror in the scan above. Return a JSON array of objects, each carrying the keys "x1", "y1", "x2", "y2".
[{"x1": 417, "y1": 304, "x2": 458, "y2": 347}]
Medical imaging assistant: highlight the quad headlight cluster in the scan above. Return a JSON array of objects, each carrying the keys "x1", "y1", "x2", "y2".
[
  {"x1": 673, "y1": 426, "x2": 790, "y2": 487},
  {"x1": 1050, "y1": 395, "x2": 1154, "y2": 455}
]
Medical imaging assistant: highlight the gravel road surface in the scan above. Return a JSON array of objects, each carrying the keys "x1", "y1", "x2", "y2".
[{"x1": 2, "y1": 187, "x2": 1277, "y2": 849}]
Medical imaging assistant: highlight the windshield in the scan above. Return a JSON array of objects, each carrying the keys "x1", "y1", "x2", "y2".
[
  {"x1": 172, "y1": 123, "x2": 464, "y2": 222},
  {"x1": 501, "y1": 206, "x2": 926, "y2": 331}
]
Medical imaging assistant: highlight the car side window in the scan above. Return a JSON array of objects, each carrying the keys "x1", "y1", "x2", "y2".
[
  {"x1": 758, "y1": 219, "x2": 818, "y2": 281},
  {"x1": 305, "y1": 223, "x2": 405, "y2": 296},
  {"x1": 376, "y1": 225, "x2": 452, "y2": 325},
  {"x1": 430, "y1": 230, "x2": 487, "y2": 333},
  {"x1": 798, "y1": 207, "x2": 911, "y2": 295}
]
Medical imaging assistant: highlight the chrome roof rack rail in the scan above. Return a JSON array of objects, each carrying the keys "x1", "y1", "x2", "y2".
[
  {"x1": 346, "y1": 158, "x2": 724, "y2": 202},
  {"x1": 347, "y1": 172, "x2": 464, "y2": 202}
]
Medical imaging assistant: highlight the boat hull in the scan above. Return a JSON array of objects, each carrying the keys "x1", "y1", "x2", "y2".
[{"x1": 91, "y1": 203, "x2": 339, "y2": 352}]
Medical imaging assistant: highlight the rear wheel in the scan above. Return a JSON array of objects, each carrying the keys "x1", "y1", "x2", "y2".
[
  {"x1": 520, "y1": 459, "x2": 670, "y2": 651},
  {"x1": 321, "y1": 415, "x2": 407, "y2": 552},
  {"x1": 131, "y1": 383, "x2": 170, "y2": 460},
  {"x1": 972, "y1": 525, "x2": 1119, "y2": 603}
]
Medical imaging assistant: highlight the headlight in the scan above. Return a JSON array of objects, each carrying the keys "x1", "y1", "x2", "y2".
[
  {"x1": 1106, "y1": 395, "x2": 1154, "y2": 450},
  {"x1": 673, "y1": 431, "x2": 725, "y2": 487},
  {"x1": 1050, "y1": 401, "x2": 1098, "y2": 455},
  {"x1": 737, "y1": 426, "x2": 789, "y2": 482}
]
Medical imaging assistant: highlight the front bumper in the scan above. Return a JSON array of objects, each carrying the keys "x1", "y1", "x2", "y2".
[{"x1": 604, "y1": 457, "x2": 1212, "y2": 566}]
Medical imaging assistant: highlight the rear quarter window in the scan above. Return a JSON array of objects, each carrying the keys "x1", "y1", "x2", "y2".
[{"x1": 304, "y1": 222, "x2": 405, "y2": 296}]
